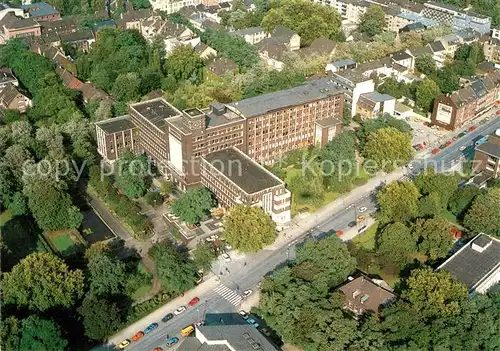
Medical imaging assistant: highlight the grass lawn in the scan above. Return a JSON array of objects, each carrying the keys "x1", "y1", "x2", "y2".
[
  {"x1": 352, "y1": 223, "x2": 378, "y2": 250},
  {"x1": 0, "y1": 209, "x2": 12, "y2": 227},
  {"x1": 44, "y1": 229, "x2": 87, "y2": 257},
  {"x1": 50, "y1": 234, "x2": 74, "y2": 253},
  {"x1": 131, "y1": 263, "x2": 153, "y2": 301}
]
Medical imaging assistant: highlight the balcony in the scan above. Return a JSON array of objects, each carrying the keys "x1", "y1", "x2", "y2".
[{"x1": 274, "y1": 190, "x2": 291, "y2": 202}]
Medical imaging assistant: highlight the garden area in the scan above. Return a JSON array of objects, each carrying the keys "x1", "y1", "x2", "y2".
[{"x1": 43, "y1": 229, "x2": 87, "y2": 257}]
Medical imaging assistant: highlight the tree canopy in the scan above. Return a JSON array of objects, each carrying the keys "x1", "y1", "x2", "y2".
[
  {"x1": 223, "y1": 206, "x2": 277, "y2": 252},
  {"x1": 115, "y1": 152, "x2": 151, "y2": 199},
  {"x1": 20, "y1": 316, "x2": 67, "y2": 351},
  {"x1": 416, "y1": 78, "x2": 441, "y2": 112},
  {"x1": 376, "y1": 222, "x2": 417, "y2": 268},
  {"x1": 359, "y1": 5, "x2": 387, "y2": 37},
  {"x1": 78, "y1": 295, "x2": 122, "y2": 341},
  {"x1": 87, "y1": 253, "x2": 127, "y2": 297},
  {"x1": 377, "y1": 181, "x2": 420, "y2": 224},
  {"x1": 413, "y1": 217, "x2": 454, "y2": 260},
  {"x1": 464, "y1": 187, "x2": 500, "y2": 237},
  {"x1": 2, "y1": 253, "x2": 84, "y2": 312},
  {"x1": 171, "y1": 187, "x2": 214, "y2": 225},
  {"x1": 261, "y1": 0, "x2": 342, "y2": 46}
]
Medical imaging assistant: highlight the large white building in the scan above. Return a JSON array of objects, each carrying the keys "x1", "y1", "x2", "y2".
[{"x1": 149, "y1": 0, "x2": 201, "y2": 14}]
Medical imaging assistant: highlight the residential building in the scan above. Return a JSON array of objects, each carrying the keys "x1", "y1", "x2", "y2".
[
  {"x1": 20, "y1": 2, "x2": 60, "y2": 22},
  {"x1": 271, "y1": 25, "x2": 300, "y2": 51},
  {"x1": 194, "y1": 42, "x2": 217, "y2": 59},
  {"x1": 492, "y1": 27, "x2": 500, "y2": 40},
  {"x1": 329, "y1": 69, "x2": 375, "y2": 117},
  {"x1": 339, "y1": 275, "x2": 396, "y2": 317},
  {"x1": 59, "y1": 29, "x2": 95, "y2": 53},
  {"x1": 256, "y1": 37, "x2": 287, "y2": 71},
  {"x1": 178, "y1": 320, "x2": 278, "y2": 350},
  {"x1": 0, "y1": 83, "x2": 31, "y2": 113},
  {"x1": 406, "y1": 46, "x2": 434, "y2": 65},
  {"x1": 229, "y1": 26, "x2": 268, "y2": 45},
  {"x1": 394, "y1": 101, "x2": 413, "y2": 119},
  {"x1": 149, "y1": 0, "x2": 202, "y2": 14},
  {"x1": 200, "y1": 147, "x2": 291, "y2": 227},
  {"x1": 299, "y1": 37, "x2": 336, "y2": 58},
  {"x1": 325, "y1": 59, "x2": 357, "y2": 73},
  {"x1": 356, "y1": 91, "x2": 396, "y2": 119},
  {"x1": 427, "y1": 40, "x2": 448, "y2": 68},
  {"x1": 95, "y1": 115, "x2": 139, "y2": 161},
  {"x1": 390, "y1": 12, "x2": 437, "y2": 33},
  {"x1": 207, "y1": 57, "x2": 238, "y2": 77},
  {"x1": 473, "y1": 130, "x2": 500, "y2": 179},
  {"x1": 437, "y1": 233, "x2": 500, "y2": 294},
  {"x1": 0, "y1": 67, "x2": 18, "y2": 88},
  {"x1": 484, "y1": 38, "x2": 500, "y2": 66},
  {"x1": 400, "y1": 21, "x2": 426, "y2": 33},
  {"x1": 116, "y1": 8, "x2": 152, "y2": 30},
  {"x1": 0, "y1": 3, "x2": 25, "y2": 21},
  {"x1": 0, "y1": 12, "x2": 41, "y2": 43},
  {"x1": 431, "y1": 71, "x2": 500, "y2": 130},
  {"x1": 40, "y1": 18, "x2": 77, "y2": 35},
  {"x1": 314, "y1": 117, "x2": 343, "y2": 147},
  {"x1": 390, "y1": 50, "x2": 414, "y2": 69},
  {"x1": 421, "y1": 1, "x2": 491, "y2": 35}
]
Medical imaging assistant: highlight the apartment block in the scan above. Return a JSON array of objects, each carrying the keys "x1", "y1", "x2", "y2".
[
  {"x1": 95, "y1": 115, "x2": 139, "y2": 161},
  {"x1": 328, "y1": 69, "x2": 375, "y2": 117},
  {"x1": 149, "y1": 0, "x2": 202, "y2": 14},
  {"x1": 473, "y1": 130, "x2": 500, "y2": 179},
  {"x1": 200, "y1": 147, "x2": 291, "y2": 227},
  {"x1": 431, "y1": 71, "x2": 500, "y2": 130},
  {"x1": 356, "y1": 91, "x2": 396, "y2": 119}
]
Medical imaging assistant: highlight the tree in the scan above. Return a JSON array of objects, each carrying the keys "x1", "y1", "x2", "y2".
[
  {"x1": 144, "y1": 191, "x2": 163, "y2": 206},
  {"x1": 165, "y1": 45, "x2": 204, "y2": 83},
  {"x1": 171, "y1": 187, "x2": 214, "y2": 225},
  {"x1": 413, "y1": 217, "x2": 454, "y2": 260},
  {"x1": 223, "y1": 206, "x2": 276, "y2": 252},
  {"x1": 87, "y1": 253, "x2": 127, "y2": 297},
  {"x1": 1, "y1": 316, "x2": 20, "y2": 351},
  {"x1": 376, "y1": 222, "x2": 417, "y2": 268},
  {"x1": 414, "y1": 167, "x2": 459, "y2": 206},
  {"x1": 78, "y1": 295, "x2": 122, "y2": 341},
  {"x1": 359, "y1": 5, "x2": 387, "y2": 37},
  {"x1": 0, "y1": 216, "x2": 39, "y2": 271},
  {"x1": 416, "y1": 78, "x2": 440, "y2": 112},
  {"x1": 448, "y1": 185, "x2": 481, "y2": 218},
  {"x1": 112, "y1": 72, "x2": 141, "y2": 102},
  {"x1": 20, "y1": 316, "x2": 67, "y2": 351},
  {"x1": 418, "y1": 192, "x2": 446, "y2": 217},
  {"x1": 261, "y1": 0, "x2": 342, "y2": 46},
  {"x1": 415, "y1": 53, "x2": 437, "y2": 77},
  {"x1": 115, "y1": 152, "x2": 151, "y2": 199},
  {"x1": 149, "y1": 242, "x2": 197, "y2": 294},
  {"x1": 93, "y1": 100, "x2": 113, "y2": 121},
  {"x1": 362, "y1": 127, "x2": 414, "y2": 172},
  {"x1": 2, "y1": 253, "x2": 84, "y2": 311},
  {"x1": 192, "y1": 242, "x2": 217, "y2": 271},
  {"x1": 436, "y1": 65, "x2": 459, "y2": 94},
  {"x1": 404, "y1": 268, "x2": 468, "y2": 319},
  {"x1": 463, "y1": 187, "x2": 500, "y2": 237},
  {"x1": 160, "y1": 180, "x2": 174, "y2": 195},
  {"x1": 377, "y1": 181, "x2": 420, "y2": 224},
  {"x1": 320, "y1": 132, "x2": 357, "y2": 191}
]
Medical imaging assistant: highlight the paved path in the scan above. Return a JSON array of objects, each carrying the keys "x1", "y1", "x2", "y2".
[{"x1": 133, "y1": 256, "x2": 162, "y2": 305}]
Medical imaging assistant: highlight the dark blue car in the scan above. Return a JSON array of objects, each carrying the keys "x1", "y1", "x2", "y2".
[
  {"x1": 166, "y1": 337, "x2": 179, "y2": 347},
  {"x1": 161, "y1": 313, "x2": 174, "y2": 323},
  {"x1": 144, "y1": 322, "x2": 158, "y2": 334}
]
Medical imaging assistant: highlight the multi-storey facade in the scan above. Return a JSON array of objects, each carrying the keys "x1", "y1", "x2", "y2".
[
  {"x1": 422, "y1": 2, "x2": 491, "y2": 35},
  {"x1": 431, "y1": 71, "x2": 500, "y2": 130},
  {"x1": 149, "y1": 0, "x2": 202, "y2": 14},
  {"x1": 95, "y1": 79, "x2": 345, "y2": 226},
  {"x1": 329, "y1": 69, "x2": 375, "y2": 117},
  {"x1": 473, "y1": 131, "x2": 500, "y2": 179}
]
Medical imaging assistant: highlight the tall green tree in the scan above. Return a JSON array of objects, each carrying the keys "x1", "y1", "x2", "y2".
[
  {"x1": 413, "y1": 217, "x2": 454, "y2": 260},
  {"x1": 359, "y1": 5, "x2": 387, "y2": 37},
  {"x1": 171, "y1": 187, "x2": 214, "y2": 225},
  {"x1": 115, "y1": 152, "x2": 151, "y2": 199},
  {"x1": 223, "y1": 206, "x2": 276, "y2": 252},
  {"x1": 416, "y1": 78, "x2": 440, "y2": 112},
  {"x1": 148, "y1": 242, "x2": 197, "y2": 294},
  {"x1": 261, "y1": 0, "x2": 342, "y2": 46},
  {"x1": 414, "y1": 168, "x2": 459, "y2": 206},
  {"x1": 192, "y1": 242, "x2": 217, "y2": 272},
  {"x1": 376, "y1": 222, "x2": 417, "y2": 268},
  {"x1": 78, "y1": 295, "x2": 122, "y2": 341},
  {"x1": 2, "y1": 253, "x2": 84, "y2": 312},
  {"x1": 377, "y1": 181, "x2": 420, "y2": 224},
  {"x1": 404, "y1": 268, "x2": 468, "y2": 319},
  {"x1": 20, "y1": 316, "x2": 67, "y2": 351},
  {"x1": 87, "y1": 253, "x2": 127, "y2": 297},
  {"x1": 415, "y1": 53, "x2": 437, "y2": 77},
  {"x1": 448, "y1": 185, "x2": 481, "y2": 218},
  {"x1": 463, "y1": 187, "x2": 500, "y2": 237},
  {"x1": 112, "y1": 72, "x2": 142, "y2": 102},
  {"x1": 1, "y1": 316, "x2": 20, "y2": 351},
  {"x1": 164, "y1": 45, "x2": 205, "y2": 83},
  {"x1": 362, "y1": 127, "x2": 414, "y2": 172}
]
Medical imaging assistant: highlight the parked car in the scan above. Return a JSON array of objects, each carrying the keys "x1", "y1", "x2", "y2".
[
  {"x1": 336, "y1": 230, "x2": 344, "y2": 236},
  {"x1": 348, "y1": 221, "x2": 356, "y2": 228},
  {"x1": 246, "y1": 317, "x2": 260, "y2": 328},
  {"x1": 239, "y1": 310, "x2": 249, "y2": 319},
  {"x1": 357, "y1": 215, "x2": 365, "y2": 222},
  {"x1": 358, "y1": 225, "x2": 367, "y2": 234},
  {"x1": 166, "y1": 337, "x2": 179, "y2": 347},
  {"x1": 181, "y1": 325, "x2": 194, "y2": 337},
  {"x1": 459, "y1": 145, "x2": 467, "y2": 151},
  {"x1": 195, "y1": 321, "x2": 205, "y2": 327},
  {"x1": 469, "y1": 125, "x2": 477, "y2": 131},
  {"x1": 161, "y1": 313, "x2": 174, "y2": 323},
  {"x1": 432, "y1": 148, "x2": 440, "y2": 154},
  {"x1": 189, "y1": 297, "x2": 200, "y2": 306},
  {"x1": 144, "y1": 323, "x2": 158, "y2": 334},
  {"x1": 221, "y1": 253, "x2": 231, "y2": 262},
  {"x1": 358, "y1": 206, "x2": 367, "y2": 213},
  {"x1": 153, "y1": 348, "x2": 162, "y2": 351},
  {"x1": 242, "y1": 289, "x2": 253, "y2": 298},
  {"x1": 118, "y1": 340, "x2": 130, "y2": 349},
  {"x1": 174, "y1": 306, "x2": 186, "y2": 315},
  {"x1": 132, "y1": 331, "x2": 145, "y2": 342}
]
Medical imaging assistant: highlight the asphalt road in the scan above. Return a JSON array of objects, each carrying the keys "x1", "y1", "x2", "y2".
[{"x1": 117, "y1": 116, "x2": 500, "y2": 351}]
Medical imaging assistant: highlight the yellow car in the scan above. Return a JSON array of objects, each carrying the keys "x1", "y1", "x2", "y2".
[
  {"x1": 118, "y1": 339, "x2": 130, "y2": 349},
  {"x1": 357, "y1": 215, "x2": 365, "y2": 222}
]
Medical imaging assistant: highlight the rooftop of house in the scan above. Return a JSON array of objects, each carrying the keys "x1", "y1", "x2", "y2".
[
  {"x1": 395, "y1": 101, "x2": 412, "y2": 113},
  {"x1": 59, "y1": 28, "x2": 94, "y2": 43},
  {"x1": 339, "y1": 276, "x2": 396, "y2": 315},
  {"x1": 329, "y1": 59, "x2": 357, "y2": 68},
  {"x1": 315, "y1": 117, "x2": 342, "y2": 127},
  {"x1": 429, "y1": 40, "x2": 446, "y2": 52},
  {"x1": 396, "y1": 12, "x2": 438, "y2": 27},
  {"x1": 449, "y1": 71, "x2": 500, "y2": 107},
  {"x1": 0, "y1": 67, "x2": 17, "y2": 85},
  {"x1": 407, "y1": 46, "x2": 433, "y2": 57},
  {"x1": 194, "y1": 42, "x2": 213, "y2": 55},
  {"x1": 390, "y1": 50, "x2": 412, "y2": 62},
  {"x1": 255, "y1": 37, "x2": 288, "y2": 60},
  {"x1": 361, "y1": 91, "x2": 395, "y2": 102},
  {"x1": 20, "y1": 2, "x2": 58, "y2": 17},
  {"x1": 55, "y1": 67, "x2": 83, "y2": 90},
  {"x1": 271, "y1": 25, "x2": 298, "y2": 42},
  {"x1": 0, "y1": 12, "x2": 39, "y2": 29},
  {"x1": 130, "y1": 98, "x2": 181, "y2": 130},
  {"x1": 41, "y1": 18, "x2": 76, "y2": 32},
  {"x1": 437, "y1": 234, "x2": 500, "y2": 291},
  {"x1": 307, "y1": 37, "x2": 336, "y2": 55},
  {"x1": 119, "y1": 8, "x2": 152, "y2": 22},
  {"x1": 96, "y1": 115, "x2": 137, "y2": 134},
  {"x1": 475, "y1": 137, "x2": 500, "y2": 158},
  {"x1": 203, "y1": 147, "x2": 283, "y2": 194},
  {"x1": 202, "y1": 18, "x2": 220, "y2": 31},
  {"x1": 227, "y1": 78, "x2": 344, "y2": 118},
  {"x1": 0, "y1": 3, "x2": 20, "y2": 11},
  {"x1": 331, "y1": 68, "x2": 371, "y2": 84},
  {"x1": 0, "y1": 83, "x2": 24, "y2": 107},
  {"x1": 157, "y1": 19, "x2": 192, "y2": 38},
  {"x1": 230, "y1": 26, "x2": 265, "y2": 37},
  {"x1": 401, "y1": 22, "x2": 426, "y2": 32},
  {"x1": 207, "y1": 57, "x2": 238, "y2": 76}
]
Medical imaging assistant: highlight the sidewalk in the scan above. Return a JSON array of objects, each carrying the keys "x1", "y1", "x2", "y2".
[
  {"x1": 268, "y1": 168, "x2": 405, "y2": 250},
  {"x1": 107, "y1": 277, "x2": 220, "y2": 345}
]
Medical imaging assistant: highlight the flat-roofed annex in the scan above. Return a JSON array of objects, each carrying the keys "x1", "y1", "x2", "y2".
[{"x1": 129, "y1": 98, "x2": 182, "y2": 130}]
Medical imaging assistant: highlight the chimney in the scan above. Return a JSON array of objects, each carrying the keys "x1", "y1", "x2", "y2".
[
  {"x1": 352, "y1": 289, "x2": 361, "y2": 299},
  {"x1": 210, "y1": 102, "x2": 226, "y2": 115},
  {"x1": 471, "y1": 234, "x2": 492, "y2": 253}
]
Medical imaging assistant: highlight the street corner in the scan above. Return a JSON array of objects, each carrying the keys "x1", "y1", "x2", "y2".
[{"x1": 240, "y1": 289, "x2": 260, "y2": 312}]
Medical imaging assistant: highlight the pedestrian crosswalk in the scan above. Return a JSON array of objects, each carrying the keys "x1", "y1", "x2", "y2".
[{"x1": 214, "y1": 284, "x2": 242, "y2": 306}]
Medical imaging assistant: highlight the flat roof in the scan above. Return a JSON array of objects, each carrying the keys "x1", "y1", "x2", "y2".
[
  {"x1": 130, "y1": 98, "x2": 181, "y2": 130},
  {"x1": 361, "y1": 91, "x2": 394, "y2": 102},
  {"x1": 196, "y1": 324, "x2": 278, "y2": 351},
  {"x1": 95, "y1": 115, "x2": 136, "y2": 134},
  {"x1": 203, "y1": 148, "x2": 282, "y2": 194},
  {"x1": 395, "y1": 101, "x2": 412, "y2": 113},
  {"x1": 438, "y1": 234, "x2": 500, "y2": 291},
  {"x1": 315, "y1": 117, "x2": 341, "y2": 127},
  {"x1": 227, "y1": 78, "x2": 344, "y2": 118},
  {"x1": 476, "y1": 140, "x2": 500, "y2": 158}
]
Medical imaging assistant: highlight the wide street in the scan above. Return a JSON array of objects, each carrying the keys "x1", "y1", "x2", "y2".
[{"x1": 108, "y1": 116, "x2": 500, "y2": 351}]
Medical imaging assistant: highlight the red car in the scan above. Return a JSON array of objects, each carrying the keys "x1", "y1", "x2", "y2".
[
  {"x1": 432, "y1": 148, "x2": 440, "y2": 155},
  {"x1": 188, "y1": 297, "x2": 200, "y2": 306},
  {"x1": 132, "y1": 331, "x2": 144, "y2": 342},
  {"x1": 469, "y1": 125, "x2": 477, "y2": 131},
  {"x1": 446, "y1": 140, "x2": 452, "y2": 146}
]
